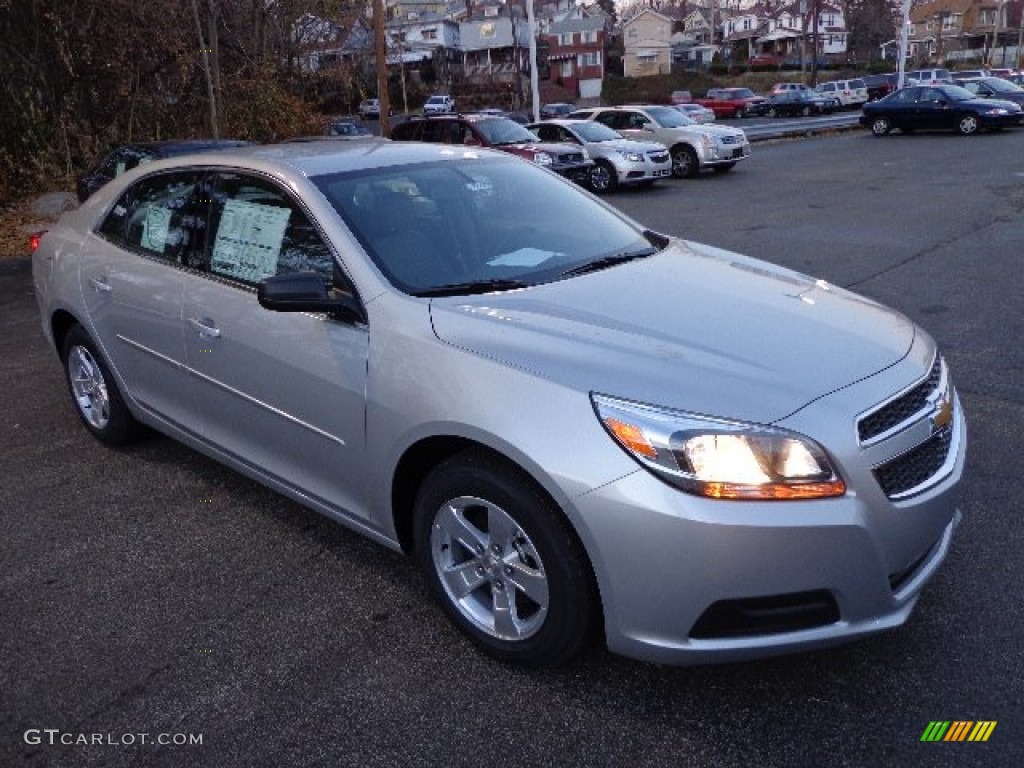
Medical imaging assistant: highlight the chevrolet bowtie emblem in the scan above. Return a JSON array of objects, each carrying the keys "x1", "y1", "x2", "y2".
[{"x1": 932, "y1": 392, "x2": 953, "y2": 431}]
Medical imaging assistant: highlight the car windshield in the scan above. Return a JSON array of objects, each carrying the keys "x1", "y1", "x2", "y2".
[
  {"x1": 313, "y1": 156, "x2": 657, "y2": 295},
  {"x1": 571, "y1": 122, "x2": 622, "y2": 142},
  {"x1": 982, "y1": 77, "x2": 1022, "y2": 92},
  {"x1": 644, "y1": 106, "x2": 694, "y2": 127},
  {"x1": 473, "y1": 118, "x2": 539, "y2": 145},
  {"x1": 942, "y1": 85, "x2": 981, "y2": 101}
]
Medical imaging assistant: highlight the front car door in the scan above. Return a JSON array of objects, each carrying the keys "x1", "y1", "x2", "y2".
[{"x1": 181, "y1": 170, "x2": 370, "y2": 518}]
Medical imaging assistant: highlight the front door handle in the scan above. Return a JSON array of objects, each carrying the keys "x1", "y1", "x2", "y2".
[
  {"x1": 88, "y1": 276, "x2": 112, "y2": 293},
  {"x1": 188, "y1": 317, "x2": 221, "y2": 339}
]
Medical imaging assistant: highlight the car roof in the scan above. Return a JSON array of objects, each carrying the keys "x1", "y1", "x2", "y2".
[
  {"x1": 128, "y1": 138, "x2": 512, "y2": 179},
  {"x1": 120, "y1": 139, "x2": 250, "y2": 155}
]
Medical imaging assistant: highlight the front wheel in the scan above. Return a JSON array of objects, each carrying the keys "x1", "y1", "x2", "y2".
[
  {"x1": 671, "y1": 145, "x2": 700, "y2": 179},
  {"x1": 413, "y1": 450, "x2": 597, "y2": 667},
  {"x1": 870, "y1": 116, "x2": 892, "y2": 136},
  {"x1": 588, "y1": 160, "x2": 618, "y2": 193},
  {"x1": 767, "y1": 107, "x2": 778, "y2": 118},
  {"x1": 958, "y1": 113, "x2": 980, "y2": 135},
  {"x1": 734, "y1": 106, "x2": 746, "y2": 119},
  {"x1": 61, "y1": 324, "x2": 138, "y2": 445}
]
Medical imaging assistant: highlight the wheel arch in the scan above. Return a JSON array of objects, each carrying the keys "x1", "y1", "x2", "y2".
[
  {"x1": 50, "y1": 309, "x2": 82, "y2": 359},
  {"x1": 391, "y1": 436, "x2": 603, "y2": 623}
]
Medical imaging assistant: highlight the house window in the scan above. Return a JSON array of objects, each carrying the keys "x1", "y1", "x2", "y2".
[
  {"x1": 422, "y1": 28, "x2": 437, "y2": 41},
  {"x1": 561, "y1": 60, "x2": 573, "y2": 77},
  {"x1": 560, "y1": 33, "x2": 572, "y2": 45},
  {"x1": 582, "y1": 30, "x2": 597, "y2": 43},
  {"x1": 628, "y1": 27, "x2": 638, "y2": 37},
  {"x1": 742, "y1": 19, "x2": 750, "y2": 30},
  {"x1": 579, "y1": 51, "x2": 601, "y2": 67},
  {"x1": 484, "y1": 6, "x2": 498, "y2": 17}
]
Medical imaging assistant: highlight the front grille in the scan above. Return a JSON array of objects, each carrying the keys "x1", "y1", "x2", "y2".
[
  {"x1": 557, "y1": 152, "x2": 585, "y2": 164},
  {"x1": 648, "y1": 151, "x2": 670, "y2": 163},
  {"x1": 690, "y1": 590, "x2": 839, "y2": 639},
  {"x1": 874, "y1": 427, "x2": 953, "y2": 498},
  {"x1": 719, "y1": 134, "x2": 744, "y2": 145},
  {"x1": 859, "y1": 356, "x2": 943, "y2": 443}
]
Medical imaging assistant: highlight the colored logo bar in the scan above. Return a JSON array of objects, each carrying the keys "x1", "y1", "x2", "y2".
[{"x1": 921, "y1": 721, "x2": 997, "y2": 742}]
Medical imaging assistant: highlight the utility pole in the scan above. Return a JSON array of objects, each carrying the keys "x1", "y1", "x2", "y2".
[
  {"x1": 810, "y1": 0, "x2": 819, "y2": 86},
  {"x1": 373, "y1": 0, "x2": 390, "y2": 135}
]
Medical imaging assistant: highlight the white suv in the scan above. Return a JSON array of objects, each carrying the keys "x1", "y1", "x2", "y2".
[
  {"x1": 423, "y1": 95, "x2": 455, "y2": 114},
  {"x1": 569, "y1": 104, "x2": 749, "y2": 179},
  {"x1": 816, "y1": 79, "x2": 868, "y2": 108}
]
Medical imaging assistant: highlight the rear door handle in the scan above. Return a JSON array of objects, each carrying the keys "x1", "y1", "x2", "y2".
[
  {"x1": 88, "y1": 276, "x2": 112, "y2": 293},
  {"x1": 188, "y1": 317, "x2": 221, "y2": 339}
]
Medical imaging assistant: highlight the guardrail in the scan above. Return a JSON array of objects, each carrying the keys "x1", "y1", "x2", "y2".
[{"x1": 742, "y1": 112, "x2": 863, "y2": 142}]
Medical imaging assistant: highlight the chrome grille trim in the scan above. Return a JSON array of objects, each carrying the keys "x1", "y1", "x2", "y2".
[{"x1": 857, "y1": 355, "x2": 944, "y2": 447}]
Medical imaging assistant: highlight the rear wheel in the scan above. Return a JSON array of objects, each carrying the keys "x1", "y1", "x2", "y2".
[
  {"x1": 61, "y1": 324, "x2": 138, "y2": 445},
  {"x1": 734, "y1": 106, "x2": 746, "y2": 119},
  {"x1": 671, "y1": 145, "x2": 699, "y2": 179},
  {"x1": 588, "y1": 160, "x2": 618, "y2": 193},
  {"x1": 870, "y1": 116, "x2": 892, "y2": 136},
  {"x1": 958, "y1": 113, "x2": 980, "y2": 135},
  {"x1": 413, "y1": 450, "x2": 597, "y2": 667}
]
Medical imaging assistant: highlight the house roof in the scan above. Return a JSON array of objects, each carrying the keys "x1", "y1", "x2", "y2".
[{"x1": 550, "y1": 16, "x2": 605, "y2": 34}]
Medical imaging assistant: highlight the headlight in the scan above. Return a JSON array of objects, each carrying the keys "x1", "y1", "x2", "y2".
[
  {"x1": 592, "y1": 394, "x2": 846, "y2": 500},
  {"x1": 616, "y1": 150, "x2": 644, "y2": 162},
  {"x1": 984, "y1": 108, "x2": 1008, "y2": 115},
  {"x1": 532, "y1": 152, "x2": 553, "y2": 166}
]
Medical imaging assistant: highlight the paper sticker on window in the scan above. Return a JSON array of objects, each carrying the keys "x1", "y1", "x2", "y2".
[
  {"x1": 140, "y1": 205, "x2": 172, "y2": 254},
  {"x1": 488, "y1": 248, "x2": 560, "y2": 267},
  {"x1": 115, "y1": 161, "x2": 126, "y2": 176},
  {"x1": 211, "y1": 199, "x2": 291, "y2": 282}
]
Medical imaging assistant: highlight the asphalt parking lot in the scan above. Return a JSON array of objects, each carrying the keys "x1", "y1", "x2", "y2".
[{"x1": 2, "y1": 128, "x2": 1022, "y2": 767}]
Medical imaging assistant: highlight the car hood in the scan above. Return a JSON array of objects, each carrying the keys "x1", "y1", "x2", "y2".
[
  {"x1": 590, "y1": 139, "x2": 667, "y2": 153},
  {"x1": 499, "y1": 141, "x2": 582, "y2": 156},
  {"x1": 674, "y1": 123, "x2": 746, "y2": 139},
  {"x1": 428, "y1": 240, "x2": 914, "y2": 423}
]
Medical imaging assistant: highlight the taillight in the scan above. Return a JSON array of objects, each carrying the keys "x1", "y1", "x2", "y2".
[{"x1": 29, "y1": 230, "x2": 47, "y2": 252}]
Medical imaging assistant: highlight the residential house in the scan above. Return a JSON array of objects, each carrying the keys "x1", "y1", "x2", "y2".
[
  {"x1": 387, "y1": 12, "x2": 461, "y2": 87},
  {"x1": 623, "y1": 9, "x2": 674, "y2": 76},
  {"x1": 457, "y1": 12, "x2": 533, "y2": 102},
  {"x1": 721, "y1": 2, "x2": 848, "y2": 65},
  {"x1": 546, "y1": 15, "x2": 606, "y2": 98},
  {"x1": 907, "y1": 0, "x2": 1022, "y2": 65}
]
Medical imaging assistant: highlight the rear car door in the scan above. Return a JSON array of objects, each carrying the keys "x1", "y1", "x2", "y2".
[
  {"x1": 181, "y1": 170, "x2": 370, "y2": 516},
  {"x1": 79, "y1": 171, "x2": 202, "y2": 425}
]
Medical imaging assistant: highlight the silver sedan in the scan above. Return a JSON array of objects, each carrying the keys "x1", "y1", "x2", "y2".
[
  {"x1": 32, "y1": 141, "x2": 966, "y2": 666},
  {"x1": 527, "y1": 119, "x2": 672, "y2": 193}
]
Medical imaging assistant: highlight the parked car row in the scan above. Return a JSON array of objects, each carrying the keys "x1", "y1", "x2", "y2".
[{"x1": 860, "y1": 83, "x2": 1024, "y2": 136}]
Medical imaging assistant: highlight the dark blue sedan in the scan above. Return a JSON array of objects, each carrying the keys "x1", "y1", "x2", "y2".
[{"x1": 860, "y1": 85, "x2": 1024, "y2": 136}]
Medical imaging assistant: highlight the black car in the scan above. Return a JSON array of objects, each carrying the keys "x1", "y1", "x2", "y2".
[
  {"x1": 76, "y1": 140, "x2": 249, "y2": 202},
  {"x1": 860, "y1": 85, "x2": 1024, "y2": 136},
  {"x1": 389, "y1": 114, "x2": 593, "y2": 184},
  {"x1": 539, "y1": 102, "x2": 575, "y2": 120},
  {"x1": 749, "y1": 91, "x2": 838, "y2": 118},
  {"x1": 956, "y1": 77, "x2": 1024, "y2": 106}
]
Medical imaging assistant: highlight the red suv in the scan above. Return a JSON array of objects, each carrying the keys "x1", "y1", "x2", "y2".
[{"x1": 390, "y1": 114, "x2": 593, "y2": 184}]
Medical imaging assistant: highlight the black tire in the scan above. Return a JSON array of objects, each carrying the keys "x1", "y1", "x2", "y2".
[
  {"x1": 671, "y1": 145, "x2": 700, "y2": 179},
  {"x1": 713, "y1": 162, "x2": 736, "y2": 173},
  {"x1": 767, "y1": 107, "x2": 778, "y2": 118},
  {"x1": 957, "y1": 113, "x2": 980, "y2": 135},
  {"x1": 734, "y1": 106, "x2": 746, "y2": 119},
  {"x1": 801, "y1": 105, "x2": 811, "y2": 117},
  {"x1": 413, "y1": 449, "x2": 597, "y2": 667},
  {"x1": 870, "y1": 116, "x2": 892, "y2": 136},
  {"x1": 61, "y1": 324, "x2": 138, "y2": 445},
  {"x1": 588, "y1": 160, "x2": 618, "y2": 193}
]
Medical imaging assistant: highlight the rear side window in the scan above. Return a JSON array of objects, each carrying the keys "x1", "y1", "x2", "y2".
[
  {"x1": 850, "y1": 79, "x2": 866, "y2": 89},
  {"x1": 98, "y1": 172, "x2": 203, "y2": 263}
]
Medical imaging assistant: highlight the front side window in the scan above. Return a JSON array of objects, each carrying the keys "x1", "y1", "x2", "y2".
[
  {"x1": 200, "y1": 173, "x2": 335, "y2": 285},
  {"x1": 98, "y1": 171, "x2": 203, "y2": 263}
]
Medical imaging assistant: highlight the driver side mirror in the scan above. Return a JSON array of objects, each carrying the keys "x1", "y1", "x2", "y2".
[{"x1": 258, "y1": 271, "x2": 365, "y2": 323}]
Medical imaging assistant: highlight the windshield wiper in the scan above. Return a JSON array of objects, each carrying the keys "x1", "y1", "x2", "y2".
[
  {"x1": 415, "y1": 278, "x2": 533, "y2": 297},
  {"x1": 558, "y1": 247, "x2": 656, "y2": 279}
]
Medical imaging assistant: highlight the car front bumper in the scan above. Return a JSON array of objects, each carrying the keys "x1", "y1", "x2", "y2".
[
  {"x1": 570, "y1": 395, "x2": 966, "y2": 665},
  {"x1": 551, "y1": 161, "x2": 596, "y2": 186}
]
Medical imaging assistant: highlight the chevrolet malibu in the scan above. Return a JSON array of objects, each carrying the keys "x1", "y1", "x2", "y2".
[{"x1": 32, "y1": 141, "x2": 966, "y2": 667}]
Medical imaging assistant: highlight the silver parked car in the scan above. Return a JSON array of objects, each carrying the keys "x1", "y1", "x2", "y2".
[
  {"x1": 527, "y1": 119, "x2": 671, "y2": 193},
  {"x1": 568, "y1": 104, "x2": 749, "y2": 178},
  {"x1": 33, "y1": 141, "x2": 966, "y2": 667}
]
